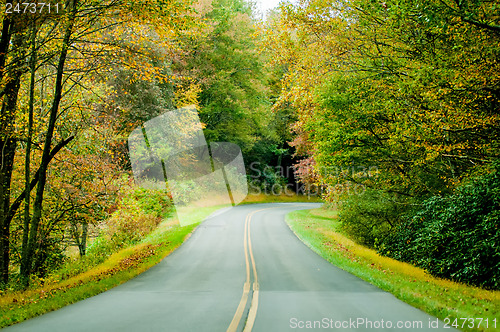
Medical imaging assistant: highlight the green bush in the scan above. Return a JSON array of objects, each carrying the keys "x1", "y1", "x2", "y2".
[
  {"x1": 86, "y1": 236, "x2": 115, "y2": 259},
  {"x1": 105, "y1": 187, "x2": 173, "y2": 247},
  {"x1": 129, "y1": 187, "x2": 172, "y2": 217},
  {"x1": 32, "y1": 237, "x2": 66, "y2": 277},
  {"x1": 381, "y1": 163, "x2": 500, "y2": 289},
  {"x1": 338, "y1": 188, "x2": 410, "y2": 248},
  {"x1": 168, "y1": 180, "x2": 200, "y2": 205}
]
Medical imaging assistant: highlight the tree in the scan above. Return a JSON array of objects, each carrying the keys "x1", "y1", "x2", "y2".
[
  {"x1": 1, "y1": 0, "x2": 199, "y2": 287},
  {"x1": 264, "y1": 0, "x2": 499, "y2": 250},
  {"x1": 176, "y1": 0, "x2": 293, "y2": 185},
  {"x1": 0, "y1": 2, "x2": 39, "y2": 286},
  {"x1": 265, "y1": 0, "x2": 499, "y2": 199}
]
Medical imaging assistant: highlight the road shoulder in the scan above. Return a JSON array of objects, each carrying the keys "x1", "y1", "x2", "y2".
[{"x1": 286, "y1": 208, "x2": 499, "y2": 332}]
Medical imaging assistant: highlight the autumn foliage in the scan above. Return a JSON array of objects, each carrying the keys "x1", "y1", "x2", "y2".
[
  {"x1": 1, "y1": 0, "x2": 498, "y2": 293},
  {"x1": 265, "y1": 0, "x2": 499, "y2": 288},
  {"x1": 0, "y1": 0, "x2": 286, "y2": 290}
]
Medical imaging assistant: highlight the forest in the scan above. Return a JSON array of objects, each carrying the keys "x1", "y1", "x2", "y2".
[{"x1": 0, "y1": 0, "x2": 498, "y2": 294}]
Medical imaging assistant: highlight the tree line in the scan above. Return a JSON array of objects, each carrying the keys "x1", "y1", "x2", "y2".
[{"x1": 264, "y1": 0, "x2": 499, "y2": 288}]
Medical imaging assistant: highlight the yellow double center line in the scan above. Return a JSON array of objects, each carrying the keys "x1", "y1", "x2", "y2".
[{"x1": 226, "y1": 207, "x2": 275, "y2": 332}]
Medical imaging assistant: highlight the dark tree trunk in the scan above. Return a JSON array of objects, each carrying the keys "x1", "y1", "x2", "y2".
[
  {"x1": 0, "y1": 31, "x2": 24, "y2": 286},
  {"x1": 20, "y1": 20, "x2": 38, "y2": 287},
  {"x1": 22, "y1": 0, "x2": 78, "y2": 285},
  {"x1": 79, "y1": 222, "x2": 88, "y2": 257},
  {"x1": 0, "y1": 138, "x2": 16, "y2": 285}
]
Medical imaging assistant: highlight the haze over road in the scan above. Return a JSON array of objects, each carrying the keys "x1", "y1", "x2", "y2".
[{"x1": 5, "y1": 203, "x2": 454, "y2": 331}]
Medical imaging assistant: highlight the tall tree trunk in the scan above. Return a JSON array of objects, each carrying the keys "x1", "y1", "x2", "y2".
[
  {"x1": 0, "y1": 139, "x2": 16, "y2": 286},
  {"x1": 0, "y1": 31, "x2": 24, "y2": 286},
  {"x1": 0, "y1": 10, "x2": 13, "y2": 287},
  {"x1": 23, "y1": 0, "x2": 78, "y2": 284},
  {"x1": 20, "y1": 19, "x2": 38, "y2": 287}
]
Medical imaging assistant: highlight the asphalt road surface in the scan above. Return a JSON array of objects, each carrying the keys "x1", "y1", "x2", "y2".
[{"x1": 5, "y1": 203, "x2": 455, "y2": 331}]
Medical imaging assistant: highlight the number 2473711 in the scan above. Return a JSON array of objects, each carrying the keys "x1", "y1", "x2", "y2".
[{"x1": 5, "y1": 2, "x2": 59, "y2": 14}]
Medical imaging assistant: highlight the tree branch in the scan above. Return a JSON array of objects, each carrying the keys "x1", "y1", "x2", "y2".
[
  {"x1": 6, "y1": 136, "x2": 75, "y2": 225},
  {"x1": 461, "y1": 17, "x2": 500, "y2": 34}
]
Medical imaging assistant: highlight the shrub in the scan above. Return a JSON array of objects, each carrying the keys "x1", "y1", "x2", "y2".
[
  {"x1": 31, "y1": 237, "x2": 66, "y2": 277},
  {"x1": 381, "y1": 163, "x2": 500, "y2": 289},
  {"x1": 105, "y1": 187, "x2": 173, "y2": 247},
  {"x1": 52, "y1": 236, "x2": 115, "y2": 281},
  {"x1": 338, "y1": 188, "x2": 410, "y2": 248},
  {"x1": 86, "y1": 236, "x2": 115, "y2": 259},
  {"x1": 167, "y1": 180, "x2": 199, "y2": 205}
]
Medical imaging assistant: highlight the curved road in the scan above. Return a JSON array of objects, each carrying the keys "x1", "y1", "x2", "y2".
[{"x1": 5, "y1": 203, "x2": 454, "y2": 331}]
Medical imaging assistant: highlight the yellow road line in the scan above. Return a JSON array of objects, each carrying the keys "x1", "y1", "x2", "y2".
[
  {"x1": 243, "y1": 209, "x2": 259, "y2": 332},
  {"x1": 227, "y1": 207, "x2": 276, "y2": 332},
  {"x1": 227, "y1": 205, "x2": 309, "y2": 331},
  {"x1": 227, "y1": 214, "x2": 251, "y2": 332}
]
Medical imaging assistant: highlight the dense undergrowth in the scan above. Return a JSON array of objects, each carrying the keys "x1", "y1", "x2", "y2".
[
  {"x1": 338, "y1": 163, "x2": 500, "y2": 290},
  {"x1": 0, "y1": 215, "x2": 196, "y2": 328},
  {"x1": 287, "y1": 208, "x2": 500, "y2": 332},
  {"x1": 381, "y1": 165, "x2": 500, "y2": 290},
  {"x1": 0, "y1": 185, "x2": 180, "y2": 327}
]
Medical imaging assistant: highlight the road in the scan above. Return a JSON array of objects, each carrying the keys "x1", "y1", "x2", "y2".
[{"x1": 5, "y1": 203, "x2": 454, "y2": 331}]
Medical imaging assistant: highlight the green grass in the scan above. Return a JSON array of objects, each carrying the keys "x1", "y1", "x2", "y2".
[
  {"x1": 286, "y1": 208, "x2": 500, "y2": 332},
  {"x1": 0, "y1": 217, "x2": 197, "y2": 329}
]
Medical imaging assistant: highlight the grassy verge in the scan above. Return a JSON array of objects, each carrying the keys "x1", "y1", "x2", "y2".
[
  {"x1": 286, "y1": 208, "x2": 500, "y2": 332},
  {"x1": 0, "y1": 215, "x2": 201, "y2": 328}
]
